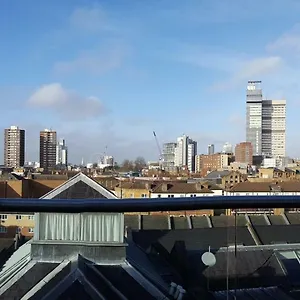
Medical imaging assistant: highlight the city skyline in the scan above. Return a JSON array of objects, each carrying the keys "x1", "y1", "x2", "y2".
[{"x1": 1, "y1": 1, "x2": 300, "y2": 163}]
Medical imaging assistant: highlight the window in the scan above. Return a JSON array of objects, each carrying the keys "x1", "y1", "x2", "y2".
[
  {"x1": 0, "y1": 215, "x2": 7, "y2": 220},
  {"x1": 29, "y1": 228, "x2": 34, "y2": 233},
  {"x1": 0, "y1": 227, "x2": 7, "y2": 233},
  {"x1": 141, "y1": 194, "x2": 147, "y2": 198},
  {"x1": 157, "y1": 194, "x2": 161, "y2": 198},
  {"x1": 28, "y1": 215, "x2": 34, "y2": 220},
  {"x1": 16, "y1": 215, "x2": 22, "y2": 220}
]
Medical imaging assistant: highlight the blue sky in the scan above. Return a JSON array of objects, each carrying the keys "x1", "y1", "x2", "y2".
[{"x1": 1, "y1": 0, "x2": 300, "y2": 163}]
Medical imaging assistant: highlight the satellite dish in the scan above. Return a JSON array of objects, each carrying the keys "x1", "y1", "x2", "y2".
[{"x1": 201, "y1": 252, "x2": 216, "y2": 267}]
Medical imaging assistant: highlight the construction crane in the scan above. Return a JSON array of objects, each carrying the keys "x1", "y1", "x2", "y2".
[{"x1": 153, "y1": 131, "x2": 163, "y2": 168}]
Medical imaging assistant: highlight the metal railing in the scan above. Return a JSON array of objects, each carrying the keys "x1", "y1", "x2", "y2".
[{"x1": 1, "y1": 195, "x2": 300, "y2": 213}]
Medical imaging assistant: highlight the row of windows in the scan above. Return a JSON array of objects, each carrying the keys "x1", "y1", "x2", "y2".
[
  {"x1": 0, "y1": 214, "x2": 34, "y2": 220},
  {"x1": 0, "y1": 227, "x2": 34, "y2": 234}
]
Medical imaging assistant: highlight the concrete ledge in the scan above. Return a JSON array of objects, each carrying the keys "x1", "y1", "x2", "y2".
[{"x1": 31, "y1": 241, "x2": 127, "y2": 263}]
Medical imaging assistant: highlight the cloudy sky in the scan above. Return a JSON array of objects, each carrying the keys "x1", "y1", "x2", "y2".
[{"x1": 1, "y1": 0, "x2": 300, "y2": 164}]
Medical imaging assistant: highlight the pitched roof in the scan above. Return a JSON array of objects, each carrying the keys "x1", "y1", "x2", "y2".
[
  {"x1": 132, "y1": 227, "x2": 256, "y2": 252},
  {"x1": 40, "y1": 172, "x2": 118, "y2": 199},
  {"x1": 115, "y1": 181, "x2": 154, "y2": 190},
  {"x1": 151, "y1": 182, "x2": 214, "y2": 194},
  {"x1": 230, "y1": 181, "x2": 300, "y2": 192},
  {"x1": 204, "y1": 170, "x2": 231, "y2": 179},
  {"x1": 254, "y1": 224, "x2": 300, "y2": 245}
]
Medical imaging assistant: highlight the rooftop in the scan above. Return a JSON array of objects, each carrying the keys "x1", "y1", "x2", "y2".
[{"x1": 2, "y1": 173, "x2": 300, "y2": 299}]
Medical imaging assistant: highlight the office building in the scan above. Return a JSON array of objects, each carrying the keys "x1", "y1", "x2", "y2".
[
  {"x1": 40, "y1": 129, "x2": 57, "y2": 170},
  {"x1": 56, "y1": 138, "x2": 68, "y2": 167},
  {"x1": 4, "y1": 126, "x2": 25, "y2": 168},
  {"x1": 246, "y1": 81, "x2": 286, "y2": 158},
  {"x1": 162, "y1": 142, "x2": 177, "y2": 170},
  {"x1": 174, "y1": 135, "x2": 197, "y2": 171},
  {"x1": 187, "y1": 141, "x2": 197, "y2": 172},
  {"x1": 208, "y1": 144, "x2": 215, "y2": 155},
  {"x1": 246, "y1": 81, "x2": 263, "y2": 155},
  {"x1": 174, "y1": 135, "x2": 188, "y2": 167},
  {"x1": 262, "y1": 100, "x2": 286, "y2": 158},
  {"x1": 235, "y1": 142, "x2": 253, "y2": 165}
]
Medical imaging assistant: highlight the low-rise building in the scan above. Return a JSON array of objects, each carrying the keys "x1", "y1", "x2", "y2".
[
  {"x1": 114, "y1": 181, "x2": 152, "y2": 198},
  {"x1": 0, "y1": 213, "x2": 34, "y2": 237},
  {"x1": 150, "y1": 182, "x2": 216, "y2": 198},
  {"x1": 195, "y1": 153, "x2": 229, "y2": 176},
  {"x1": 227, "y1": 181, "x2": 300, "y2": 196},
  {"x1": 259, "y1": 167, "x2": 300, "y2": 180}
]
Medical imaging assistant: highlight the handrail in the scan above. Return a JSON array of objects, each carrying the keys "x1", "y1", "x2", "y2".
[{"x1": 1, "y1": 195, "x2": 300, "y2": 213}]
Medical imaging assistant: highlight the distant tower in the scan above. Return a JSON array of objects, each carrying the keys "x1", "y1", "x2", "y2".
[
  {"x1": 246, "y1": 81, "x2": 262, "y2": 155},
  {"x1": 40, "y1": 129, "x2": 57, "y2": 170},
  {"x1": 208, "y1": 144, "x2": 215, "y2": 155},
  {"x1": 4, "y1": 126, "x2": 25, "y2": 168},
  {"x1": 56, "y1": 138, "x2": 68, "y2": 167}
]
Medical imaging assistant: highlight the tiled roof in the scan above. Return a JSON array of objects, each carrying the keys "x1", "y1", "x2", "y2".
[
  {"x1": 170, "y1": 216, "x2": 189, "y2": 229},
  {"x1": 141, "y1": 215, "x2": 169, "y2": 230},
  {"x1": 152, "y1": 182, "x2": 214, "y2": 194},
  {"x1": 211, "y1": 215, "x2": 248, "y2": 227},
  {"x1": 198, "y1": 249, "x2": 288, "y2": 290},
  {"x1": 115, "y1": 181, "x2": 155, "y2": 190},
  {"x1": 204, "y1": 171, "x2": 231, "y2": 179},
  {"x1": 286, "y1": 213, "x2": 300, "y2": 224},
  {"x1": 191, "y1": 216, "x2": 210, "y2": 228},
  {"x1": 254, "y1": 225, "x2": 300, "y2": 245},
  {"x1": 125, "y1": 215, "x2": 140, "y2": 230},
  {"x1": 231, "y1": 181, "x2": 300, "y2": 192},
  {"x1": 132, "y1": 227, "x2": 256, "y2": 252}
]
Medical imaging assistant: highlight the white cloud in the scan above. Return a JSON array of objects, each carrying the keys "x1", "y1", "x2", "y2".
[
  {"x1": 54, "y1": 45, "x2": 126, "y2": 75},
  {"x1": 267, "y1": 24, "x2": 300, "y2": 54},
  {"x1": 69, "y1": 5, "x2": 113, "y2": 33},
  {"x1": 234, "y1": 56, "x2": 283, "y2": 81},
  {"x1": 28, "y1": 83, "x2": 69, "y2": 107},
  {"x1": 27, "y1": 83, "x2": 105, "y2": 119},
  {"x1": 210, "y1": 56, "x2": 283, "y2": 91}
]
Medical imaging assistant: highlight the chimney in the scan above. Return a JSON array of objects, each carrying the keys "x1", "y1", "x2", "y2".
[
  {"x1": 195, "y1": 183, "x2": 203, "y2": 191},
  {"x1": 162, "y1": 183, "x2": 170, "y2": 192}
]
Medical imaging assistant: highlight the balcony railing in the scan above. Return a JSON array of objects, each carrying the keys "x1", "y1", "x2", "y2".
[{"x1": 1, "y1": 195, "x2": 300, "y2": 213}]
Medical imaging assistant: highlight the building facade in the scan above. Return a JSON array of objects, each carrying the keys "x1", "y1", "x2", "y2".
[
  {"x1": 4, "y1": 126, "x2": 25, "y2": 168},
  {"x1": 56, "y1": 138, "x2": 68, "y2": 167},
  {"x1": 162, "y1": 142, "x2": 177, "y2": 170},
  {"x1": 40, "y1": 129, "x2": 57, "y2": 170},
  {"x1": 174, "y1": 135, "x2": 197, "y2": 172},
  {"x1": 174, "y1": 135, "x2": 188, "y2": 167},
  {"x1": 246, "y1": 81, "x2": 263, "y2": 155},
  {"x1": 262, "y1": 100, "x2": 286, "y2": 158},
  {"x1": 246, "y1": 81, "x2": 286, "y2": 159},
  {"x1": 195, "y1": 153, "x2": 229, "y2": 175},
  {"x1": 208, "y1": 144, "x2": 215, "y2": 155},
  {"x1": 187, "y1": 141, "x2": 197, "y2": 172},
  {"x1": 235, "y1": 142, "x2": 253, "y2": 165}
]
